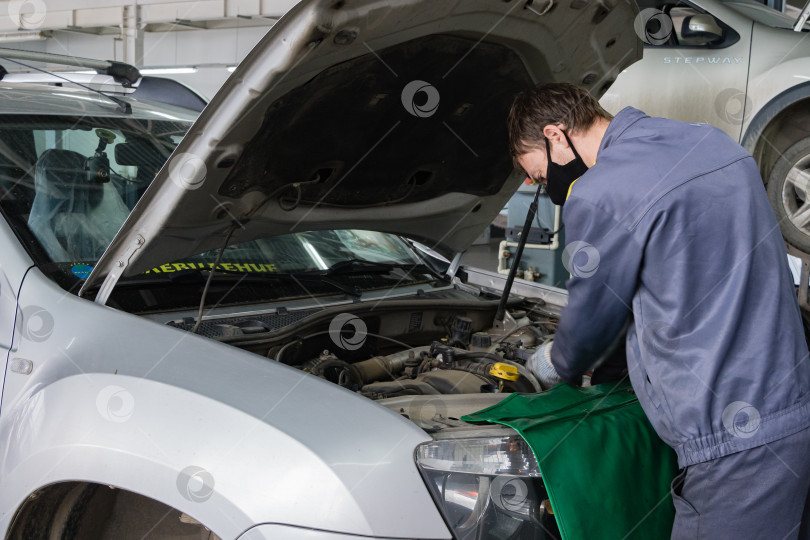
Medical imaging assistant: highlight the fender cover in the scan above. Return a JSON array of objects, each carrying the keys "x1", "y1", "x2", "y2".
[{"x1": 463, "y1": 381, "x2": 679, "y2": 540}]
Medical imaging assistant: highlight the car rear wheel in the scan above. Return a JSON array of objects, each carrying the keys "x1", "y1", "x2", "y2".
[{"x1": 768, "y1": 136, "x2": 810, "y2": 254}]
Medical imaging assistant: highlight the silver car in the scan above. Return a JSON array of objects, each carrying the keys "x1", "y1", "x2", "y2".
[
  {"x1": 0, "y1": 0, "x2": 640, "y2": 538},
  {"x1": 600, "y1": 0, "x2": 810, "y2": 255}
]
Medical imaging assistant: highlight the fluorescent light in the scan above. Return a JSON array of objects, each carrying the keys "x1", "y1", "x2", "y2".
[
  {"x1": 140, "y1": 67, "x2": 198, "y2": 75},
  {"x1": 0, "y1": 31, "x2": 47, "y2": 43},
  {"x1": 226, "y1": 66, "x2": 237, "y2": 72}
]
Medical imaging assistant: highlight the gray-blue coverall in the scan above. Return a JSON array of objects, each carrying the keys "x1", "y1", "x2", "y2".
[{"x1": 550, "y1": 107, "x2": 810, "y2": 538}]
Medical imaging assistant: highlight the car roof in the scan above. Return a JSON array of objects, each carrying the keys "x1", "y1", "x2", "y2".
[{"x1": 0, "y1": 81, "x2": 199, "y2": 121}]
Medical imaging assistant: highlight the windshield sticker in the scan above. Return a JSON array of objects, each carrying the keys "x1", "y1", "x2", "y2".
[
  {"x1": 71, "y1": 264, "x2": 94, "y2": 280},
  {"x1": 144, "y1": 262, "x2": 278, "y2": 274}
]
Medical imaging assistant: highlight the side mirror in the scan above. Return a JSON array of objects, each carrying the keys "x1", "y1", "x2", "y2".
[{"x1": 681, "y1": 14, "x2": 724, "y2": 43}]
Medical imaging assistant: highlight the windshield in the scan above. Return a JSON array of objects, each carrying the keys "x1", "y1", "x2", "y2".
[
  {"x1": 153, "y1": 229, "x2": 421, "y2": 275},
  {"x1": 0, "y1": 114, "x2": 436, "y2": 311}
]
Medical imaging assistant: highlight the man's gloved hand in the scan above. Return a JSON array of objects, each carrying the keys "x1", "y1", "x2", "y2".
[{"x1": 527, "y1": 341, "x2": 562, "y2": 390}]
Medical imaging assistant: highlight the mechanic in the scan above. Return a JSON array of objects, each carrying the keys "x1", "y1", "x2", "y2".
[{"x1": 510, "y1": 82, "x2": 810, "y2": 539}]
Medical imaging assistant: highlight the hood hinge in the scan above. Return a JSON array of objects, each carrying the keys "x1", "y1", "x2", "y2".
[
  {"x1": 444, "y1": 252, "x2": 463, "y2": 281},
  {"x1": 87, "y1": 234, "x2": 146, "y2": 306}
]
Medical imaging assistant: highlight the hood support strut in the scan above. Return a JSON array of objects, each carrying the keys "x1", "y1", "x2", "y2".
[
  {"x1": 493, "y1": 186, "x2": 543, "y2": 323},
  {"x1": 445, "y1": 252, "x2": 463, "y2": 281},
  {"x1": 796, "y1": 0, "x2": 810, "y2": 31}
]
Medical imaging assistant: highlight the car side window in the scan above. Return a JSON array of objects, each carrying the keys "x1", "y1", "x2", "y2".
[{"x1": 637, "y1": 0, "x2": 740, "y2": 48}]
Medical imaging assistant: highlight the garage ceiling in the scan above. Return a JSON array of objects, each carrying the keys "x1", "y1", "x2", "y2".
[{"x1": 0, "y1": 0, "x2": 297, "y2": 35}]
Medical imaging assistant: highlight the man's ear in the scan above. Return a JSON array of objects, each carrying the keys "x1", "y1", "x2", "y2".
[{"x1": 542, "y1": 124, "x2": 567, "y2": 148}]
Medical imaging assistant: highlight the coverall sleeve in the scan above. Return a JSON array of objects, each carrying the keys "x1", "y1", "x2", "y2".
[{"x1": 550, "y1": 197, "x2": 643, "y2": 384}]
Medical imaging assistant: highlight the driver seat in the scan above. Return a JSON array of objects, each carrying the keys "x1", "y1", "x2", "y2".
[{"x1": 28, "y1": 149, "x2": 129, "y2": 262}]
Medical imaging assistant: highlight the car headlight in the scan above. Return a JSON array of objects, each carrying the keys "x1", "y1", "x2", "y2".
[{"x1": 415, "y1": 436, "x2": 559, "y2": 539}]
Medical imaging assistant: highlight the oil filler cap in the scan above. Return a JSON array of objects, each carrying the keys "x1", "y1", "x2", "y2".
[{"x1": 489, "y1": 362, "x2": 519, "y2": 381}]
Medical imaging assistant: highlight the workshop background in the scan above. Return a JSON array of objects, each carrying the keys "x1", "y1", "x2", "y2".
[
  {"x1": 1, "y1": 0, "x2": 805, "y2": 278},
  {"x1": 0, "y1": 0, "x2": 299, "y2": 100},
  {"x1": 0, "y1": 0, "x2": 805, "y2": 104}
]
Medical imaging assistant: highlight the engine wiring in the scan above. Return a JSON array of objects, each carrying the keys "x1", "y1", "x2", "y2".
[{"x1": 191, "y1": 223, "x2": 239, "y2": 334}]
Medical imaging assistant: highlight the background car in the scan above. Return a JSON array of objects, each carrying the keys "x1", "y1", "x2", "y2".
[{"x1": 601, "y1": 0, "x2": 810, "y2": 254}]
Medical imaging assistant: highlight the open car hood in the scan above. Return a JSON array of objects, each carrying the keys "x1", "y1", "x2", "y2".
[{"x1": 82, "y1": 0, "x2": 640, "y2": 301}]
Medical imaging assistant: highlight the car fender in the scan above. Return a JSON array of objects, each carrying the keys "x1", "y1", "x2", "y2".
[
  {"x1": 742, "y1": 80, "x2": 810, "y2": 151},
  {"x1": 742, "y1": 56, "x2": 810, "y2": 152},
  {"x1": 0, "y1": 218, "x2": 34, "y2": 354},
  {"x1": 0, "y1": 269, "x2": 450, "y2": 539},
  {"x1": 0, "y1": 374, "x2": 355, "y2": 538}
]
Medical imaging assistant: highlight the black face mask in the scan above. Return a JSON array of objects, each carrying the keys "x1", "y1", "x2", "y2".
[{"x1": 544, "y1": 131, "x2": 589, "y2": 206}]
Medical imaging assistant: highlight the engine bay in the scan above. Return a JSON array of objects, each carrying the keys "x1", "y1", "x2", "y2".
[
  {"x1": 167, "y1": 293, "x2": 557, "y2": 401},
  {"x1": 283, "y1": 307, "x2": 552, "y2": 399}
]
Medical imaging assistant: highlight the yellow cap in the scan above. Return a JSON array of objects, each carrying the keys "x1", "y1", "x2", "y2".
[{"x1": 489, "y1": 362, "x2": 520, "y2": 381}]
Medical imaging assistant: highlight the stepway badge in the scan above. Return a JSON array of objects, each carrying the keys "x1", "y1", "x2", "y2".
[{"x1": 664, "y1": 56, "x2": 744, "y2": 64}]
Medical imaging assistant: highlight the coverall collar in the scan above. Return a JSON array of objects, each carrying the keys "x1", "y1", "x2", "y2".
[{"x1": 596, "y1": 106, "x2": 649, "y2": 161}]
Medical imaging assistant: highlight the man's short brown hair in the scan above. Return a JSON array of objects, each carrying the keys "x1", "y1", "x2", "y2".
[{"x1": 508, "y1": 82, "x2": 612, "y2": 169}]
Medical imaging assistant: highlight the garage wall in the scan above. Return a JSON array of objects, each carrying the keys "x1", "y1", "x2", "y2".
[
  {"x1": 0, "y1": 0, "x2": 804, "y2": 100},
  {"x1": 8, "y1": 25, "x2": 271, "y2": 99},
  {"x1": 0, "y1": 0, "x2": 300, "y2": 99}
]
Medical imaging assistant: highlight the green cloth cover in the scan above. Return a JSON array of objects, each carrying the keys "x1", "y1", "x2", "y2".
[{"x1": 462, "y1": 381, "x2": 679, "y2": 540}]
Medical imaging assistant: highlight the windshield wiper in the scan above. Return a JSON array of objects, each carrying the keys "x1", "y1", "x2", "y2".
[
  {"x1": 315, "y1": 258, "x2": 443, "y2": 279},
  {"x1": 212, "y1": 268, "x2": 362, "y2": 298},
  {"x1": 88, "y1": 268, "x2": 362, "y2": 299}
]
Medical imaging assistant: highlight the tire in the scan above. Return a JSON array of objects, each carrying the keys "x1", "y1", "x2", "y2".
[{"x1": 768, "y1": 136, "x2": 810, "y2": 254}]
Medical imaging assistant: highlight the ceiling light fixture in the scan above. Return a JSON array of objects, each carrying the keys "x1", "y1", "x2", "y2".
[
  {"x1": 0, "y1": 31, "x2": 48, "y2": 43},
  {"x1": 140, "y1": 67, "x2": 198, "y2": 75}
]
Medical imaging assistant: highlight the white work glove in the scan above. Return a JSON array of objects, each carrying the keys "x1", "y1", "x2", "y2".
[{"x1": 527, "y1": 341, "x2": 562, "y2": 390}]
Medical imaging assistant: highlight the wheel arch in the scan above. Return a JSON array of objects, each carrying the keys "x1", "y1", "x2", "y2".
[
  {"x1": 0, "y1": 374, "x2": 267, "y2": 540},
  {"x1": 742, "y1": 81, "x2": 810, "y2": 184},
  {"x1": 4, "y1": 481, "x2": 223, "y2": 540}
]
